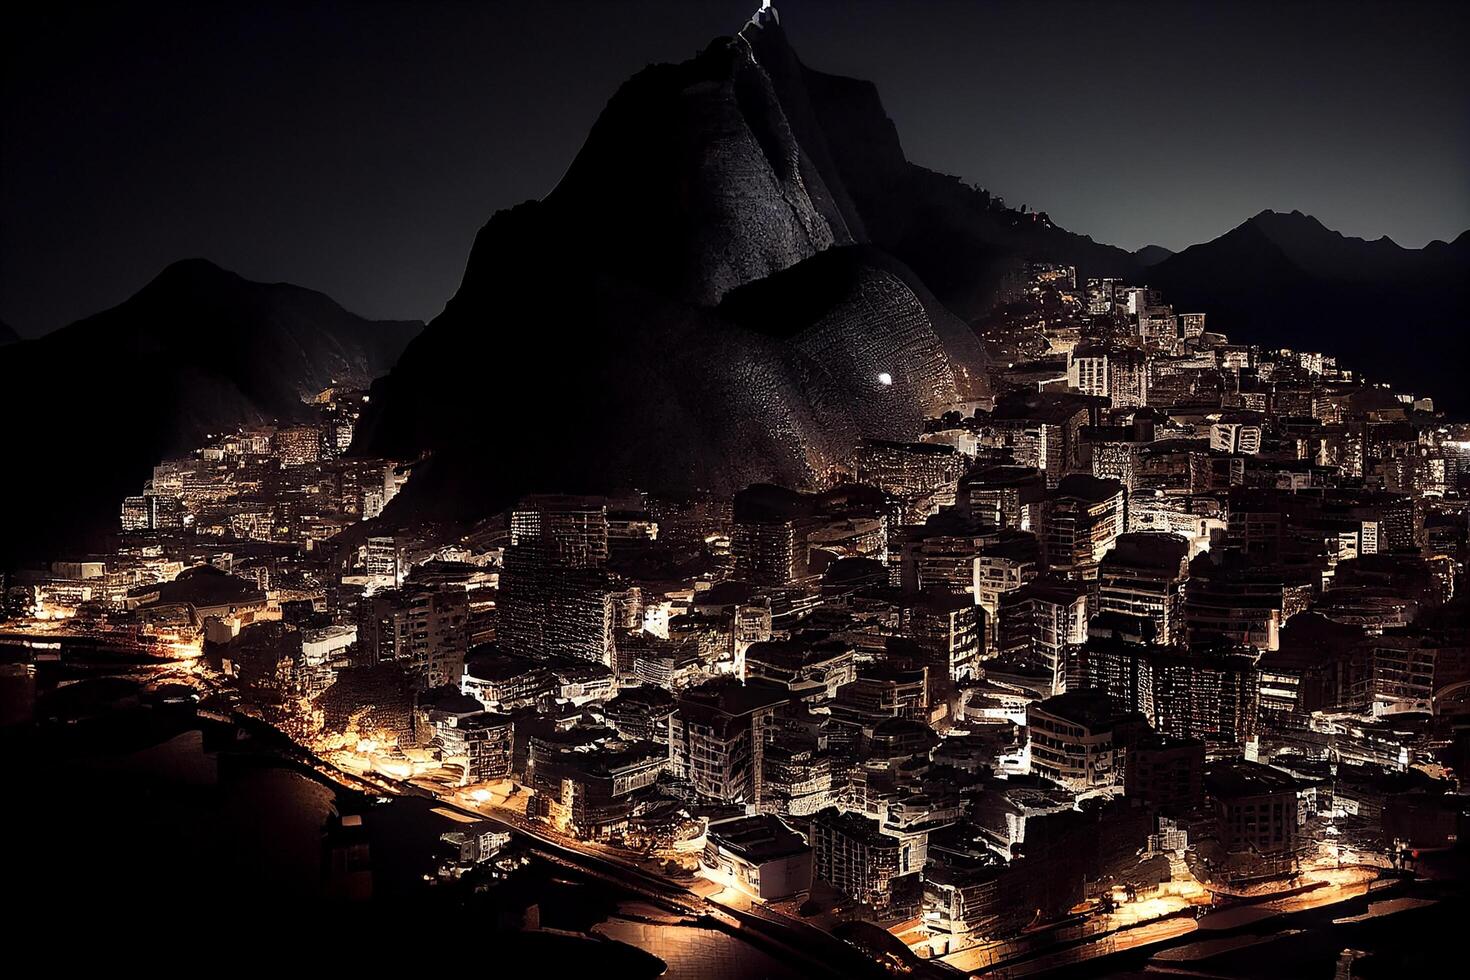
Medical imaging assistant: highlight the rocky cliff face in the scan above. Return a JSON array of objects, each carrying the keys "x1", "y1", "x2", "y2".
[
  {"x1": 541, "y1": 33, "x2": 851, "y2": 307},
  {"x1": 745, "y1": 18, "x2": 1140, "y2": 319},
  {"x1": 352, "y1": 7, "x2": 1147, "y2": 528}
]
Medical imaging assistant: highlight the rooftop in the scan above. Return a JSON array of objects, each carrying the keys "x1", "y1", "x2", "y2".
[
  {"x1": 678, "y1": 677, "x2": 790, "y2": 719},
  {"x1": 144, "y1": 564, "x2": 267, "y2": 608},
  {"x1": 1204, "y1": 760, "x2": 1299, "y2": 799},
  {"x1": 1030, "y1": 689, "x2": 1132, "y2": 730},
  {"x1": 706, "y1": 813, "x2": 810, "y2": 862},
  {"x1": 1051, "y1": 474, "x2": 1124, "y2": 503},
  {"x1": 1101, "y1": 532, "x2": 1189, "y2": 571}
]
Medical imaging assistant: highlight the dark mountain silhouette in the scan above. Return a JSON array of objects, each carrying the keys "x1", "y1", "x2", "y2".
[
  {"x1": 1134, "y1": 244, "x2": 1173, "y2": 268},
  {"x1": 772, "y1": 39, "x2": 1141, "y2": 319},
  {"x1": 353, "y1": 7, "x2": 1139, "y2": 529},
  {"x1": 1149, "y1": 210, "x2": 1470, "y2": 412},
  {"x1": 0, "y1": 259, "x2": 420, "y2": 564},
  {"x1": 0, "y1": 319, "x2": 19, "y2": 345}
]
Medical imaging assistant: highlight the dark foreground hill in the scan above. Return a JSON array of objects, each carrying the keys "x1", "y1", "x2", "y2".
[{"x1": 0, "y1": 259, "x2": 420, "y2": 564}]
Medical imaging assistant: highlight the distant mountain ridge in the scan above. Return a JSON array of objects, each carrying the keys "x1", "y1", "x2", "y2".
[
  {"x1": 0, "y1": 259, "x2": 420, "y2": 564},
  {"x1": 1133, "y1": 244, "x2": 1173, "y2": 268},
  {"x1": 1149, "y1": 209, "x2": 1469, "y2": 411}
]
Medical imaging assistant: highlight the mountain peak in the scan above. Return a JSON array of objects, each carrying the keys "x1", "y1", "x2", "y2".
[
  {"x1": 1149, "y1": 205, "x2": 1467, "y2": 414},
  {"x1": 745, "y1": 1, "x2": 780, "y2": 31},
  {"x1": 1245, "y1": 208, "x2": 1328, "y2": 235},
  {"x1": 141, "y1": 257, "x2": 246, "y2": 297},
  {"x1": 156, "y1": 256, "x2": 233, "y2": 279},
  {"x1": 1133, "y1": 244, "x2": 1173, "y2": 268}
]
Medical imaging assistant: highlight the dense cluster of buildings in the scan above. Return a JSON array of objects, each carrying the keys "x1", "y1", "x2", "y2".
[{"x1": 5, "y1": 263, "x2": 1469, "y2": 955}]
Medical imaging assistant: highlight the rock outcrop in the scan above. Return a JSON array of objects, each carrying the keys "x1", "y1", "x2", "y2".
[{"x1": 353, "y1": 8, "x2": 1021, "y2": 526}]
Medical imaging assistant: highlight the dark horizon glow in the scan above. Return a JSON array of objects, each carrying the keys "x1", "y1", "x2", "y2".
[{"x1": 3, "y1": 0, "x2": 1467, "y2": 337}]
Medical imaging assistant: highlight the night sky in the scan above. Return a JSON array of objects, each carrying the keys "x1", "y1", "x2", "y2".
[{"x1": 3, "y1": 0, "x2": 1467, "y2": 336}]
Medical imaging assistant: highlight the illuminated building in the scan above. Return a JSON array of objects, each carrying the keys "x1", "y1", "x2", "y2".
[
  {"x1": 509, "y1": 494, "x2": 610, "y2": 565},
  {"x1": 325, "y1": 458, "x2": 397, "y2": 520},
  {"x1": 989, "y1": 390, "x2": 1100, "y2": 489},
  {"x1": 439, "y1": 824, "x2": 512, "y2": 869},
  {"x1": 272, "y1": 424, "x2": 321, "y2": 465},
  {"x1": 1178, "y1": 312, "x2": 1207, "y2": 343},
  {"x1": 120, "y1": 493, "x2": 185, "y2": 531},
  {"x1": 1204, "y1": 760, "x2": 1299, "y2": 856},
  {"x1": 526, "y1": 736, "x2": 667, "y2": 838},
  {"x1": 1037, "y1": 474, "x2": 1124, "y2": 578},
  {"x1": 362, "y1": 535, "x2": 401, "y2": 586},
  {"x1": 358, "y1": 585, "x2": 469, "y2": 689},
  {"x1": 1125, "y1": 734, "x2": 1206, "y2": 816},
  {"x1": 895, "y1": 588, "x2": 985, "y2": 683},
  {"x1": 461, "y1": 645, "x2": 556, "y2": 710},
  {"x1": 971, "y1": 530, "x2": 1041, "y2": 621},
  {"x1": 1183, "y1": 552, "x2": 1306, "y2": 653},
  {"x1": 602, "y1": 684, "x2": 678, "y2": 742},
  {"x1": 1127, "y1": 489, "x2": 1224, "y2": 557},
  {"x1": 1067, "y1": 343, "x2": 1109, "y2": 398},
  {"x1": 731, "y1": 484, "x2": 826, "y2": 585},
  {"x1": 1139, "y1": 310, "x2": 1178, "y2": 350},
  {"x1": 743, "y1": 633, "x2": 857, "y2": 701},
  {"x1": 1368, "y1": 634, "x2": 1470, "y2": 716},
  {"x1": 804, "y1": 515, "x2": 887, "y2": 566},
  {"x1": 810, "y1": 807, "x2": 918, "y2": 917},
  {"x1": 300, "y1": 624, "x2": 354, "y2": 697},
  {"x1": 1085, "y1": 277, "x2": 1122, "y2": 315},
  {"x1": 1097, "y1": 532, "x2": 1191, "y2": 645},
  {"x1": 760, "y1": 741, "x2": 837, "y2": 817},
  {"x1": 829, "y1": 663, "x2": 929, "y2": 728},
  {"x1": 623, "y1": 629, "x2": 719, "y2": 690},
  {"x1": 958, "y1": 464, "x2": 1046, "y2": 531},
  {"x1": 1070, "y1": 626, "x2": 1261, "y2": 751},
  {"x1": 854, "y1": 438, "x2": 965, "y2": 517},
  {"x1": 1109, "y1": 347, "x2": 1150, "y2": 408},
  {"x1": 499, "y1": 496, "x2": 620, "y2": 663},
  {"x1": 499, "y1": 496, "x2": 626, "y2": 666},
  {"x1": 133, "y1": 563, "x2": 274, "y2": 639},
  {"x1": 1026, "y1": 690, "x2": 1143, "y2": 793},
  {"x1": 670, "y1": 679, "x2": 789, "y2": 807},
  {"x1": 427, "y1": 701, "x2": 514, "y2": 785},
  {"x1": 996, "y1": 576, "x2": 1089, "y2": 695},
  {"x1": 1087, "y1": 435, "x2": 1138, "y2": 492},
  {"x1": 1257, "y1": 613, "x2": 1367, "y2": 729},
  {"x1": 702, "y1": 814, "x2": 813, "y2": 901},
  {"x1": 1210, "y1": 415, "x2": 1263, "y2": 454}
]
